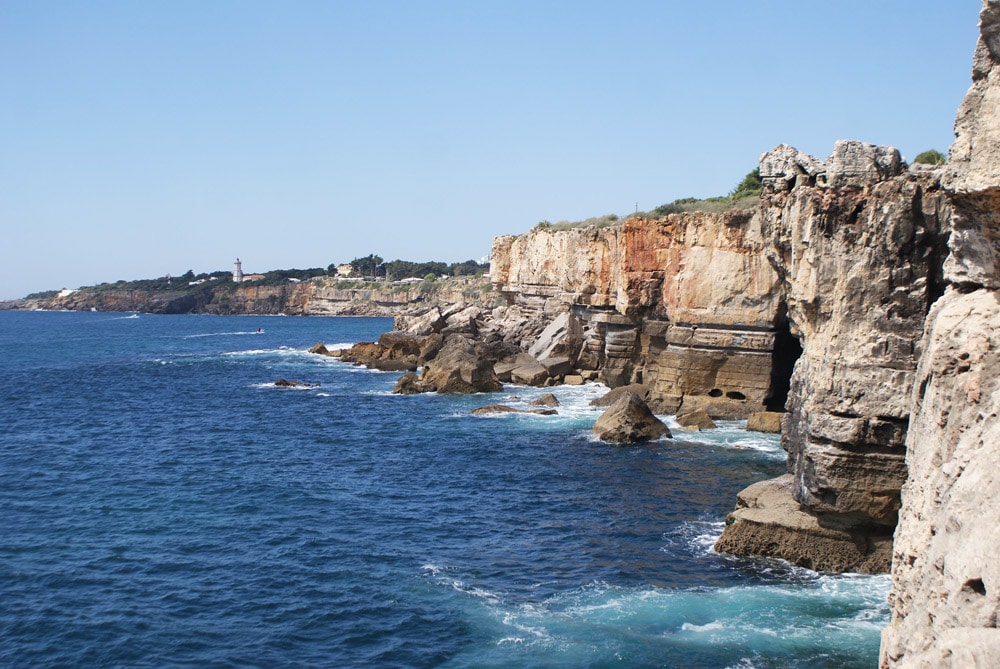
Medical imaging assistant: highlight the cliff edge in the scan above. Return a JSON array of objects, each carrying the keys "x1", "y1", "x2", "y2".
[{"x1": 881, "y1": 1, "x2": 1000, "y2": 665}]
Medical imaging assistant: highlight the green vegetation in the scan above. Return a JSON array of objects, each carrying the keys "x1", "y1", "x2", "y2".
[
  {"x1": 914, "y1": 149, "x2": 946, "y2": 165},
  {"x1": 531, "y1": 166, "x2": 764, "y2": 233},
  {"x1": 534, "y1": 214, "x2": 620, "y2": 232},
  {"x1": 648, "y1": 167, "x2": 762, "y2": 216}
]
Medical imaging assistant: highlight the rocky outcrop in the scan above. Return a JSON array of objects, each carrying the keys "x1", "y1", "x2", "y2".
[
  {"x1": 491, "y1": 209, "x2": 789, "y2": 418},
  {"x1": 881, "y1": 2, "x2": 1000, "y2": 664},
  {"x1": 715, "y1": 475, "x2": 892, "y2": 574},
  {"x1": 592, "y1": 393, "x2": 671, "y2": 443},
  {"x1": 713, "y1": 139, "x2": 951, "y2": 573}
]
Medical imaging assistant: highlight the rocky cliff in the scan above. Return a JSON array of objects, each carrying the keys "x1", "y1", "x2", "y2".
[
  {"x1": 881, "y1": 1, "x2": 1000, "y2": 664},
  {"x1": 491, "y1": 210, "x2": 790, "y2": 418},
  {"x1": 9, "y1": 276, "x2": 496, "y2": 317},
  {"x1": 714, "y1": 142, "x2": 952, "y2": 573}
]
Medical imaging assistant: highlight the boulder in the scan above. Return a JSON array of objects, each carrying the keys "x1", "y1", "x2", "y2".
[
  {"x1": 394, "y1": 307, "x2": 444, "y2": 336},
  {"x1": 392, "y1": 371, "x2": 423, "y2": 395},
  {"x1": 442, "y1": 304, "x2": 483, "y2": 334},
  {"x1": 563, "y1": 374, "x2": 585, "y2": 386},
  {"x1": 676, "y1": 408, "x2": 717, "y2": 431},
  {"x1": 494, "y1": 352, "x2": 538, "y2": 382},
  {"x1": 529, "y1": 393, "x2": 560, "y2": 407},
  {"x1": 538, "y1": 355, "x2": 573, "y2": 379},
  {"x1": 592, "y1": 392, "x2": 671, "y2": 443},
  {"x1": 414, "y1": 335, "x2": 502, "y2": 394},
  {"x1": 528, "y1": 311, "x2": 583, "y2": 362},
  {"x1": 746, "y1": 411, "x2": 783, "y2": 433},
  {"x1": 309, "y1": 342, "x2": 330, "y2": 355},
  {"x1": 510, "y1": 360, "x2": 549, "y2": 386},
  {"x1": 590, "y1": 384, "x2": 650, "y2": 407}
]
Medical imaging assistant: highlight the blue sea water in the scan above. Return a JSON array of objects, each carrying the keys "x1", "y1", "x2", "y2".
[{"x1": 0, "y1": 311, "x2": 888, "y2": 668}]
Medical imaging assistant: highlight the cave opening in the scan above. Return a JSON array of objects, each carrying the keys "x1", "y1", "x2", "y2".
[{"x1": 766, "y1": 302, "x2": 803, "y2": 412}]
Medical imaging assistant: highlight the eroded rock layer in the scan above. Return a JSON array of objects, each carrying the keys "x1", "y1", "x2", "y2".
[{"x1": 491, "y1": 210, "x2": 787, "y2": 418}]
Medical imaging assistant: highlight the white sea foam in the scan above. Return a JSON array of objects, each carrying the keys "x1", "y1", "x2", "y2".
[
  {"x1": 183, "y1": 331, "x2": 267, "y2": 338},
  {"x1": 429, "y1": 565, "x2": 889, "y2": 662}
]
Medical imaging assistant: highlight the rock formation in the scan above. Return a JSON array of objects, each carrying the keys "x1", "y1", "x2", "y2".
[
  {"x1": 592, "y1": 393, "x2": 671, "y2": 443},
  {"x1": 11, "y1": 275, "x2": 497, "y2": 317},
  {"x1": 715, "y1": 140, "x2": 951, "y2": 573},
  {"x1": 881, "y1": 2, "x2": 1000, "y2": 664},
  {"x1": 491, "y1": 209, "x2": 791, "y2": 418}
]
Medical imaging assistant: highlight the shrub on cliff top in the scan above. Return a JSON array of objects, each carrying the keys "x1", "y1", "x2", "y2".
[{"x1": 914, "y1": 149, "x2": 946, "y2": 165}]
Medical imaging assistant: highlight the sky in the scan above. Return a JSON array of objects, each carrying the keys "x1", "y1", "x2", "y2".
[{"x1": 0, "y1": 1, "x2": 983, "y2": 299}]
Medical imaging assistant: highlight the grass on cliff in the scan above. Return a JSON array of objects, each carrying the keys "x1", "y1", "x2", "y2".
[{"x1": 533, "y1": 168, "x2": 762, "y2": 231}]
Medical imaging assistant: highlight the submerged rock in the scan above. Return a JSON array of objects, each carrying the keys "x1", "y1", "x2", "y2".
[
  {"x1": 471, "y1": 404, "x2": 557, "y2": 416},
  {"x1": 592, "y1": 393, "x2": 671, "y2": 443},
  {"x1": 528, "y1": 393, "x2": 560, "y2": 407},
  {"x1": 274, "y1": 379, "x2": 319, "y2": 388}
]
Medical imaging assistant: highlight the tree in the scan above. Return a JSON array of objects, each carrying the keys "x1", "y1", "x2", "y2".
[
  {"x1": 914, "y1": 149, "x2": 946, "y2": 165},
  {"x1": 729, "y1": 168, "x2": 762, "y2": 199},
  {"x1": 349, "y1": 254, "x2": 384, "y2": 278}
]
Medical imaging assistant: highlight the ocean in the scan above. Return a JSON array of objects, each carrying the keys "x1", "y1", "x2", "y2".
[{"x1": 0, "y1": 311, "x2": 888, "y2": 668}]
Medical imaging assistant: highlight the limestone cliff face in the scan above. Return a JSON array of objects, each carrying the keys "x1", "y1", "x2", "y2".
[
  {"x1": 881, "y1": 2, "x2": 1000, "y2": 664},
  {"x1": 491, "y1": 210, "x2": 786, "y2": 418},
  {"x1": 761, "y1": 142, "x2": 950, "y2": 527},
  {"x1": 713, "y1": 143, "x2": 950, "y2": 573}
]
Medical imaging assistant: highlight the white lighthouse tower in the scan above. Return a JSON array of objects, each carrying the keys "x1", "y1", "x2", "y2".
[{"x1": 233, "y1": 257, "x2": 244, "y2": 283}]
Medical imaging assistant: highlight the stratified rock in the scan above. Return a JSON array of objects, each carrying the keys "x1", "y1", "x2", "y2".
[
  {"x1": 528, "y1": 393, "x2": 560, "y2": 407},
  {"x1": 491, "y1": 209, "x2": 786, "y2": 418},
  {"x1": 746, "y1": 411, "x2": 783, "y2": 433},
  {"x1": 590, "y1": 384, "x2": 650, "y2": 407},
  {"x1": 714, "y1": 474, "x2": 891, "y2": 574},
  {"x1": 675, "y1": 408, "x2": 716, "y2": 431},
  {"x1": 592, "y1": 393, "x2": 671, "y2": 443}
]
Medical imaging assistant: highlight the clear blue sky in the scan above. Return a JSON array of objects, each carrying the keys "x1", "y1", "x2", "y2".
[{"x1": 0, "y1": 1, "x2": 982, "y2": 299}]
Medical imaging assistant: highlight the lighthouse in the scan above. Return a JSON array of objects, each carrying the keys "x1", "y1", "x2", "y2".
[{"x1": 233, "y1": 257, "x2": 243, "y2": 283}]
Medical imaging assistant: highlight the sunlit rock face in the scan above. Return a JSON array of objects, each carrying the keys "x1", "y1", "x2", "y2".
[
  {"x1": 715, "y1": 141, "x2": 951, "y2": 574},
  {"x1": 881, "y1": 1, "x2": 1000, "y2": 665},
  {"x1": 490, "y1": 209, "x2": 787, "y2": 419}
]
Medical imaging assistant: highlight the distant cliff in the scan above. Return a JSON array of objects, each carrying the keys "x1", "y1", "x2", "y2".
[{"x1": 4, "y1": 276, "x2": 498, "y2": 317}]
